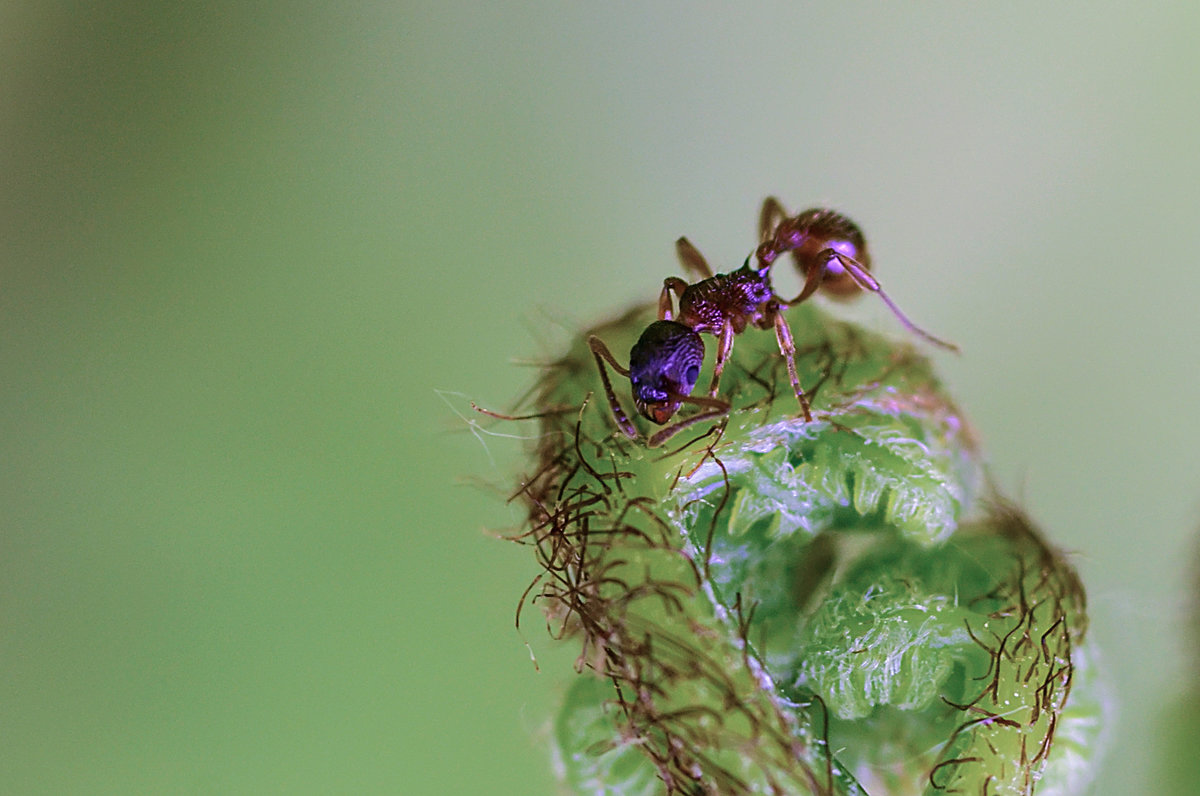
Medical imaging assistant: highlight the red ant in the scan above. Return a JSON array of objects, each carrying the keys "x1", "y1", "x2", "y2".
[{"x1": 587, "y1": 198, "x2": 957, "y2": 446}]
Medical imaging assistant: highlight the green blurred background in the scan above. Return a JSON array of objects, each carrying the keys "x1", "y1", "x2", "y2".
[{"x1": 2, "y1": 3, "x2": 1198, "y2": 793}]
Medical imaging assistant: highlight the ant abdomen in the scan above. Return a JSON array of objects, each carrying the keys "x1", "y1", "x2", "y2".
[{"x1": 758, "y1": 205, "x2": 870, "y2": 298}]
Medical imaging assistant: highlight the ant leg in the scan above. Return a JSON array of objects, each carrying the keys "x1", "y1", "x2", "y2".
[
  {"x1": 830, "y1": 252, "x2": 960, "y2": 353},
  {"x1": 779, "y1": 255, "x2": 830, "y2": 307},
  {"x1": 659, "y1": 277, "x2": 689, "y2": 321},
  {"x1": 470, "y1": 403, "x2": 571, "y2": 421},
  {"x1": 646, "y1": 394, "x2": 730, "y2": 447},
  {"x1": 675, "y1": 237, "x2": 714, "y2": 279},
  {"x1": 773, "y1": 312, "x2": 814, "y2": 422},
  {"x1": 758, "y1": 196, "x2": 788, "y2": 241},
  {"x1": 756, "y1": 197, "x2": 804, "y2": 267},
  {"x1": 586, "y1": 336, "x2": 639, "y2": 439},
  {"x1": 707, "y1": 319, "x2": 734, "y2": 397}
]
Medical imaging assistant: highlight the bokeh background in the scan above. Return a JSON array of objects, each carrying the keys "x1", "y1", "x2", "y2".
[{"x1": 3, "y1": 3, "x2": 1198, "y2": 793}]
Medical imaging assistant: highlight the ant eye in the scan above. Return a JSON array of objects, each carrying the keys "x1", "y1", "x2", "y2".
[{"x1": 684, "y1": 364, "x2": 700, "y2": 385}]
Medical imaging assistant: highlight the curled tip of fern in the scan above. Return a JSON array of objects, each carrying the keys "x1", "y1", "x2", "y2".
[{"x1": 508, "y1": 303, "x2": 1102, "y2": 795}]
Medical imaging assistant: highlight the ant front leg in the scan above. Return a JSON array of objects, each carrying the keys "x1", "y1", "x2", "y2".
[
  {"x1": 708, "y1": 319, "x2": 734, "y2": 398},
  {"x1": 659, "y1": 277, "x2": 688, "y2": 321},
  {"x1": 772, "y1": 311, "x2": 814, "y2": 422},
  {"x1": 646, "y1": 394, "x2": 730, "y2": 448},
  {"x1": 586, "y1": 336, "x2": 639, "y2": 440},
  {"x1": 675, "y1": 237, "x2": 714, "y2": 280},
  {"x1": 826, "y1": 251, "x2": 960, "y2": 353}
]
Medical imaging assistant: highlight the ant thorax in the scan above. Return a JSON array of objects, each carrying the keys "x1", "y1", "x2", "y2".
[{"x1": 677, "y1": 265, "x2": 775, "y2": 335}]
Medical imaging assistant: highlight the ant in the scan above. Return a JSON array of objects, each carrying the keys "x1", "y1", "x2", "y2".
[{"x1": 587, "y1": 198, "x2": 957, "y2": 446}]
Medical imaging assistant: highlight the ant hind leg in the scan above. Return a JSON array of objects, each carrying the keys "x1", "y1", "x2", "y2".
[
  {"x1": 831, "y1": 253, "x2": 960, "y2": 353},
  {"x1": 779, "y1": 253, "x2": 830, "y2": 307}
]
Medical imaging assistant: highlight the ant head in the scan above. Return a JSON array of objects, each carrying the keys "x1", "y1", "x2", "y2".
[{"x1": 628, "y1": 320, "x2": 705, "y2": 425}]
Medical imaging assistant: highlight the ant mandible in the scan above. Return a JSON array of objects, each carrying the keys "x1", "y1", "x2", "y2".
[{"x1": 587, "y1": 197, "x2": 957, "y2": 447}]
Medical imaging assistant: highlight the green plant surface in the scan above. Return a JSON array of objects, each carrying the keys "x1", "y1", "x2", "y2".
[{"x1": 508, "y1": 303, "x2": 1103, "y2": 795}]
